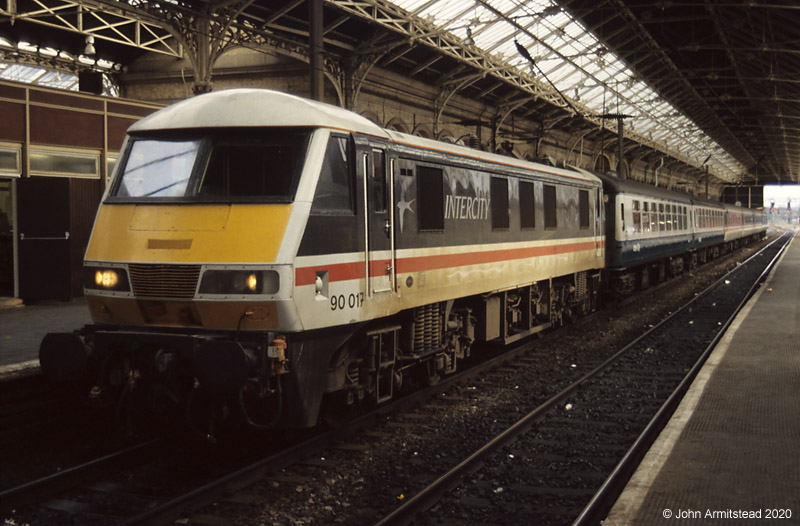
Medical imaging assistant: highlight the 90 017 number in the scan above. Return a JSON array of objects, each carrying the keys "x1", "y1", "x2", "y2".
[{"x1": 330, "y1": 292, "x2": 365, "y2": 311}]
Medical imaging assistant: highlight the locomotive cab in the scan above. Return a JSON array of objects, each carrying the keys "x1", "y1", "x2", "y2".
[{"x1": 39, "y1": 90, "x2": 388, "y2": 433}]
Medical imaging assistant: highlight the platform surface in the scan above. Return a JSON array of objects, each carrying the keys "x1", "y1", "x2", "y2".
[
  {"x1": 606, "y1": 233, "x2": 800, "y2": 524},
  {"x1": 0, "y1": 298, "x2": 91, "y2": 377}
]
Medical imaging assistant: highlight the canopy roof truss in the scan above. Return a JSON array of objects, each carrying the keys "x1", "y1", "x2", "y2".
[{"x1": 3, "y1": 0, "x2": 798, "y2": 185}]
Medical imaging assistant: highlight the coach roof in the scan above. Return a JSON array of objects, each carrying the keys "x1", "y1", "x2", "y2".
[{"x1": 128, "y1": 88, "x2": 389, "y2": 138}]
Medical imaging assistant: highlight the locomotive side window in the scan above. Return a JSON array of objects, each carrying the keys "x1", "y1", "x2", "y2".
[
  {"x1": 311, "y1": 135, "x2": 354, "y2": 214},
  {"x1": 579, "y1": 190, "x2": 590, "y2": 229},
  {"x1": 543, "y1": 184, "x2": 557, "y2": 229},
  {"x1": 519, "y1": 180, "x2": 535, "y2": 229},
  {"x1": 418, "y1": 166, "x2": 444, "y2": 231},
  {"x1": 491, "y1": 177, "x2": 509, "y2": 230}
]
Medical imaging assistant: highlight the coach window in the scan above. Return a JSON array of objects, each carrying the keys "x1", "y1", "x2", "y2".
[
  {"x1": 519, "y1": 180, "x2": 535, "y2": 229},
  {"x1": 491, "y1": 177, "x2": 510, "y2": 230},
  {"x1": 579, "y1": 189, "x2": 590, "y2": 229},
  {"x1": 632, "y1": 200, "x2": 641, "y2": 233},
  {"x1": 642, "y1": 202, "x2": 650, "y2": 232},
  {"x1": 311, "y1": 135, "x2": 354, "y2": 214},
  {"x1": 665, "y1": 204, "x2": 671, "y2": 231},
  {"x1": 666, "y1": 204, "x2": 673, "y2": 231},
  {"x1": 418, "y1": 166, "x2": 444, "y2": 231},
  {"x1": 543, "y1": 184, "x2": 557, "y2": 229}
]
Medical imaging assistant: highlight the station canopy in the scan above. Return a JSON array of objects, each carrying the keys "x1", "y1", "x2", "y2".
[
  {"x1": 5, "y1": 0, "x2": 796, "y2": 185},
  {"x1": 390, "y1": 0, "x2": 740, "y2": 181}
]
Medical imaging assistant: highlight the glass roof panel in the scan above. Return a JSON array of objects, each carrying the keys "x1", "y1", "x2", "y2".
[
  {"x1": 0, "y1": 39, "x2": 120, "y2": 95},
  {"x1": 393, "y1": 0, "x2": 746, "y2": 178}
]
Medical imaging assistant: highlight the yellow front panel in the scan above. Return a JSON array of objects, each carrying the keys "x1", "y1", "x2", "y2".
[{"x1": 86, "y1": 203, "x2": 292, "y2": 263}]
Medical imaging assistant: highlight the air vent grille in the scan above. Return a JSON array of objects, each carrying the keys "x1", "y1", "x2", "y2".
[{"x1": 129, "y1": 264, "x2": 201, "y2": 299}]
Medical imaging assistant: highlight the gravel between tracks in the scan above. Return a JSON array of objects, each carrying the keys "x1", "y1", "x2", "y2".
[{"x1": 217, "y1": 238, "x2": 773, "y2": 526}]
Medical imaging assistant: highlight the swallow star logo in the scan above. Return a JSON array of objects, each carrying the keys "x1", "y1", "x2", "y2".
[{"x1": 397, "y1": 197, "x2": 415, "y2": 233}]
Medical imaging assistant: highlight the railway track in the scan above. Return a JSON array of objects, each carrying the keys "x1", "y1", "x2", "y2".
[
  {"x1": 0, "y1": 234, "x2": 783, "y2": 526},
  {"x1": 373, "y1": 232, "x2": 792, "y2": 526}
]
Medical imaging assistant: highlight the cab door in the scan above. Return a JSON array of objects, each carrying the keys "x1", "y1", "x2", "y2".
[{"x1": 363, "y1": 148, "x2": 395, "y2": 295}]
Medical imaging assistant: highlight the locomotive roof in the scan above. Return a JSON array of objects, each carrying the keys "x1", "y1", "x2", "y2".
[
  {"x1": 385, "y1": 130, "x2": 600, "y2": 185},
  {"x1": 589, "y1": 170, "x2": 694, "y2": 204},
  {"x1": 128, "y1": 88, "x2": 389, "y2": 137},
  {"x1": 127, "y1": 88, "x2": 600, "y2": 186}
]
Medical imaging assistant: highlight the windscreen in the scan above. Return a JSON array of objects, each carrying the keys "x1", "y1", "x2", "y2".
[{"x1": 112, "y1": 129, "x2": 310, "y2": 202}]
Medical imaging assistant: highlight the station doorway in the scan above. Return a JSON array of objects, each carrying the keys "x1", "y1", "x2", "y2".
[{"x1": 0, "y1": 178, "x2": 14, "y2": 297}]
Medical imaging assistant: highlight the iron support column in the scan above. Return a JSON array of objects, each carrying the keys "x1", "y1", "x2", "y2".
[{"x1": 309, "y1": 0, "x2": 324, "y2": 101}]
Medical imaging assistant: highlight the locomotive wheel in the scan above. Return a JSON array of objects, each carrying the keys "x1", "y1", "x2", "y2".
[
  {"x1": 421, "y1": 360, "x2": 441, "y2": 386},
  {"x1": 320, "y1": 390, "x2": 357, "y2": 428}
]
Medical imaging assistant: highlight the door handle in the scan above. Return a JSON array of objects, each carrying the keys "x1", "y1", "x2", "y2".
[
  {"x1": 384, "y1": 219, "x2": 391, "y2": 236},
  {"x1": 20, "y1": 231, "x2": 70, "y2": 240}
]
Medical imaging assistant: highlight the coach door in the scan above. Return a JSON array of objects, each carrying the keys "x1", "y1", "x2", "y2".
[
  {"x1": 595, "y1": 188, "x2": 603, "y2": 258},
  {"x1": 363, "y1": 148, "x2": 395, "y2": 295}
]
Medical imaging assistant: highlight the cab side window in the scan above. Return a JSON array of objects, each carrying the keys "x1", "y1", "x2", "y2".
[{"x1": 311, "y1": 135, "x2": 354, "y2": 214}]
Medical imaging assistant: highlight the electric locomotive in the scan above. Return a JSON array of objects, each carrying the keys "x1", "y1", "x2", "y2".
[{"x1": 39, "y1": 89, "x2": 606, "y2": 432}]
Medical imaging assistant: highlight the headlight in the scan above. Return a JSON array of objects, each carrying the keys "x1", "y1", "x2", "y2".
[
  {"x1": 199, "y1": 269, "x2": 280, "y2": 295},
  {"x1": 84, "y1": 266, "x2": 130, "y2": 292}
]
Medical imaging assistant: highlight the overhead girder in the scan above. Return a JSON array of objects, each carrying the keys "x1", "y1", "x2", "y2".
[
  {"x1": 0, "y1": 0, "x2": 181, "y2": 57},
  {"x1": 326, "y1": 0, "x2": 572, "y2": 110},
  {"x1": 336, "y1": 32, "x2": 406, "y2": 109},
  {"x1": 434, "y1": 70, "x2": 486, "y2": 136}
]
